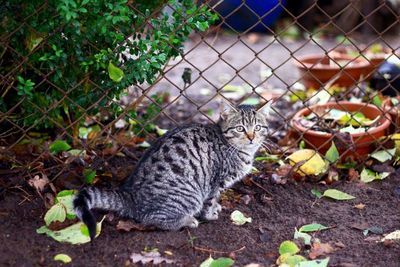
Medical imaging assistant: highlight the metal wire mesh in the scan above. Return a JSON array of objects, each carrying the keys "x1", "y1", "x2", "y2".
[{"x1": 1, "y1": 0, "x2": 400, "y2": 185}]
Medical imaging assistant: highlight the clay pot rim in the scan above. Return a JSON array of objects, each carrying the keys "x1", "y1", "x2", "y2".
[
  {"x1": 294, "y1": 54, "x2": 370, "y2": 70},
  {"x1": 382, "y1": 97, "x2": 400, "y2": 116},
  {"x1": 291, "y1": 101, "x2": 391, "y2": 138}
]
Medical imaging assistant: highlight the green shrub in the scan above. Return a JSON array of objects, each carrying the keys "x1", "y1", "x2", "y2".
[{"x1": 0, "y1": 0, "x2": 216, "y2": 133}]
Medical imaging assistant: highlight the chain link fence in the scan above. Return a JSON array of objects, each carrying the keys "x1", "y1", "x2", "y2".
[{"x1": 1, "y1": 0, "x2": 400, "y2": 187}]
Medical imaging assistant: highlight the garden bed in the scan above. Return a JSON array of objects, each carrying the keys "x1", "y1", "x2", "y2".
[{"x1": 1, "y1": 165, "x2": 400, "y2": 266}]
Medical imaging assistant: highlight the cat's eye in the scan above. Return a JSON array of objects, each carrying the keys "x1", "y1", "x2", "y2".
[
  {"x1": 254, "y1": 125, "x2": 261, "y2": 131},
  {"x1": 236, "y1": 126, "x2": 245, "y2": 132}
]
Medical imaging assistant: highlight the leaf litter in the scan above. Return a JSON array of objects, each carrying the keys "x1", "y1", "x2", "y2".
[{"x1": 130, "y1": 251, "x2": 175, "y2": 265}]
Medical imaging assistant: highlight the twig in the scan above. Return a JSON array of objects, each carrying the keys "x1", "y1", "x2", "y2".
[
  {"x1": 249, "y1": 178, "x2": 273, "y2": 198},
  {"x1": 193, "y1": 245, "x2": 246, "y2": 255}
]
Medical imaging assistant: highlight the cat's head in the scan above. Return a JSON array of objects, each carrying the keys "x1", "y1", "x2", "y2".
[{"x1": 219, "y1": 102, "x2": 271, "y2": 151}]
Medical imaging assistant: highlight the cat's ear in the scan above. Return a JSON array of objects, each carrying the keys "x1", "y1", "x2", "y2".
[
  {"x1": 258, "y1": 101, "x2": 272, "y2": 117},
  {"x1": 220, "y1": 102, "x2": 237, "y2": 120}
]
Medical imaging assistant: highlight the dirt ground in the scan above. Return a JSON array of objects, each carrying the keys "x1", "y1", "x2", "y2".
[{"x1": 1, "y1": 164, "x2": 400, "y2": 267}]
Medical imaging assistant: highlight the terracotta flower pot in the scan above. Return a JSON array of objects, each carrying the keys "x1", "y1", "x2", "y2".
[
  {"x1": 294, "y1": 54, "x2": 371, "y2": 88},
  {"x1": 382, "y1": 96, "x2": 400, "y2": 132},
  {"x1": 291, "y1": 101, "x2": 391, "y2": 158}
]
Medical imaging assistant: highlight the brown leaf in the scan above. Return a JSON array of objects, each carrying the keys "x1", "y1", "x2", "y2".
[
  {"x1": 28, "y1": 174, "x2": 49, "y2": 193},
  {"x1": 116, "y1": 220, "x2": 149, "y2": 232},
  {"x1": 43, "y1": 192, "x2": 55, "y2": 208},
  {"x1": 130, "y1": 251, "x2": 175, "y2": 264},
  {"x1": 309, "y1": 242, "x2": 335, "y2": 259},
  {"x1": 348, "y1": 168, "x2": 359, "y2": 181},
  {"x1": 350, "y1": 222, "x2": 369, "y2": 230},
  {"x1": 220, "y1": 189, "x2": 241, "y2": 208},
  {"x1": 276, "y1": 164, "x2": 292, "y2": 177},
  {"x1": 326, "y1": 168, "x2": 339, "y2": 184},
  {"x1": 364, "y1": 236, "x2": 381, "y2": 242},
  {"x1": 354, "y1": 203, "x2": 366, "y2": 210},
  {"x1": 334, "y1": 241, "x2": 346, "y2": 248}
]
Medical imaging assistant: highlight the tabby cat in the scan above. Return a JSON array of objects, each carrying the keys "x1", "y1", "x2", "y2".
[{"x1": 74, "y1": 103, "x2": 271, "y2": 240}]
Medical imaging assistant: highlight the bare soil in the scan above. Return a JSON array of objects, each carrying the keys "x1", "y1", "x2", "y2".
[{"x1": 1, "y1": 166, "x2": 400, "y2": 267}]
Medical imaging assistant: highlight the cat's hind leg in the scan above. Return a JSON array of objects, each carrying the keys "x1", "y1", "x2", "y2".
[
  {"x1": 199, "y1": 197, "x2": 221, "y2": 221},
  {"x1": 143, "y1": 213, "x2": 199, "y2": 231}
]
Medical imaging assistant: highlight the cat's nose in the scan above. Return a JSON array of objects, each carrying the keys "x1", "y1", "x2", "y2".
[{"x1": 247, "y1": 132, "x2": 255, "y2": 141}]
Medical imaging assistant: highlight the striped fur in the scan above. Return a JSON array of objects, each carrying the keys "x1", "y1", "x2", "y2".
[{"x1": 74, "y1": 104, "x2": 270, "y2": 239}]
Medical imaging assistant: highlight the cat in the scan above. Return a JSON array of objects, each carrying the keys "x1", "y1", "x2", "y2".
[{"x1": 73, "y1": 103, "x2": 271, "y2": 240}]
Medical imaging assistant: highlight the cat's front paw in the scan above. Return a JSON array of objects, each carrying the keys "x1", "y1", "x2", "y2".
[
  {"x1": 203, "y1": 208, "x2": 219, "y2": 221},
  {"x1": 182, "y1": 215, "x2": 199, "y2": 228},
  {"x1": 213, "y1": 203, "x2": 222, "y2": 213}
]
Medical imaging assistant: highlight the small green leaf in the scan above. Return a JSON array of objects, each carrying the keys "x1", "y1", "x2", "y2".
[
  {"x1": 299, "y1": 223, "x2": 329, "y2": 233},
  {"x1": 44, "y1": 203, "x2": 66, "y2": 226},
  {"x1": 83, "y1": 168, "x2": 96, "y2": 184},
  {"x1": 278, "y1": 240, "x2": 300, "y2": 255},
  {"x1": 210, "y1": 258, "x2": 234, "y2": 267},
  {"x1": 108, "y1": 61, "x2": 124, "y2": 82},
  {"x1": 283, "y1": 254, "x2": 306, "y2": 266},
  {"x1": 36, "y1": 225, "x2": 49, "y2": 234},
  {"x1": 155, "y1": 126, "x2": 168, "y2": 136},
  {"x1": 325, "y1": 142, "x2": 339, "y2": 163},
  {"x1": 199, "y1": 257, "x2": 234, "y2": 267},
  {"x1": 322, "y1": 189, "x2": 355, "y2": 200},
  {"x1": 230, "y1": 210, "x2": 252, "y2": 226},
  {"x1": 370, "y1": 148, "x2": 396, "y2": 163},
  {"x1": 372, "y1": 95, "x2": 382, "y2": 107},
  {"x1": 56, "y1": 190, "x2": 77, "y2": 218},
  {"x1": 360, "y1": 168, "x2": 390, "y2": 183},
  {"x1": 255, "y1": 154, "x2": 280, "y2": 162},
  {"x1": 199, "y1": 257, "x2": 214, "y2": 267},
  {"x1": 296, "y1": 257, "x2": 330, "y2": 267},
  {"x1": 37, "y1": 217, "x2": 105, "y2": 244},
  {"x1": 195, "y1": 21, "x2": 209, "y2": 31},
  {"x1": 67, "y1": 149, "x2": 85, "y2": 157},
  {"x1": 299, "y1": 140, "x2": 306, "y2": 149},
  {"x1": 294, "y1": 228, "x2": 312, "y2": 245},
  {"x1": 311, "y1": 189, "x2": 322, "y2": 199},
  {"x1": 49, "y1": 140, "x2": 71, "y2": 154},
  {"x1": 57, "y1": 190, "x2": 76, "y2": 198},
  {"x1": 138, "y1": 141, "x2": 151, "y2": 148},
  {"x1": 54, "y1": 254, "x2": 72, "y2": 263},
  {"x1": 80, "y1": 223, "x2": 90, "y2": 237}
]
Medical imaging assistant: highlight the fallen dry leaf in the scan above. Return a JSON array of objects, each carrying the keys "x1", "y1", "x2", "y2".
[
  {"x1": 276, "y1": 164, "x2": 292, "y2": 177},
  {"x1": 130, "y1": 251, "x2": 175, "y2": 264},
  {"x1": 350, "y1": 222, "x2": 369, "y2": 231},
  {"x1": 326, "y1": 168, "x2": 339, "y2": 184},
  {"x1": 309, "y1": 242, "x2": 335, "y2": 259},
  {"x1": 164, "y1": 250, "x2": 173, "y2": 256},
  {"x1": 354, "y1": 203, "x2": 366, "y2": 210},
  {"x1": 364, "y1": 236, "x2": 381, "y2": 242},
  {"x1": 334, "y1": 241, "x2": 346, "y2": 248},
  {"x1": 348, "y1": 168, "x2": 359, "y2": 181},
  {"x1": 28, "y1": 174, "x2": 49, "y2": 194}
]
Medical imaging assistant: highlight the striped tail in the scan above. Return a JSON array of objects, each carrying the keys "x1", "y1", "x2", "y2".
[{"x1": 73, "y1": 187, "x2": 131, "y2": 241}]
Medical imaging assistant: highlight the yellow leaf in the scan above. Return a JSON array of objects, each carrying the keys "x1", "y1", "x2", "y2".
[{"x1": 287, "y1": 149, "x2": 328, "y2": 176}]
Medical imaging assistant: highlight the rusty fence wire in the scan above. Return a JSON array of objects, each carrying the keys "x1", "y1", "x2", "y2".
[{"x1": 1, "y1": 0, "x2": 400, "y2": 188}]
